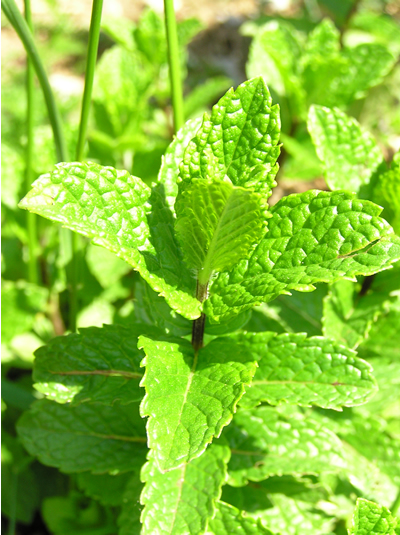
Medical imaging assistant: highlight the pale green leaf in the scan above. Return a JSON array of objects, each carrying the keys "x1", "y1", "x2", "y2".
[
  {"x1": 322, "y1": 279, "x2": 392, "y2": 349},
  {"x1": 236, "y1": 332, "x2": 377, "y2": 409},
  {"x1": 349, "y1": 498, "x2": 397, "y2": 535},
  {"x1": 1, "y1": 280, "x2": 48, "y2": 344},
  {"x1": 208, "y1": 502, "x2": 275, "y2": 535},
  {"x1": 86, "y1": 243, "x2": 131, "y2": 288},
  {"x1": 303, "y1": 19, "x2": 340, "y2": 61},
  {"x1": 1, "y1": 143, "x2": 25, "y2": 209},
  {"x1": 175, "y1": 180, "x2": 267, "y2": 283},
  {"x1": 140, "y1": 443, "x2": 230, "y2": 535},
  {"x1": 179, "y1": 77, "x2": 281, "y2": 196},
  {"x1": 225, "y1": 407, "x2": 346, "y2": 486},
  {"x1": 158, "y1": 118, "x2": 202, "y2": 213},
  {"x1": 33, "y1": 324, "x2": 162, "y2": 406},
  {"x1": 139, "y1": 335, "x2": 257, "y2": 471},
  {"x1": 17, "y1": 400, "x2": 147, "y2": 473},
  {"x1": 184, "y1": 76, "x2": 233, "y2": 120},
  {"x1": 372, "y1": 152, "x2": 400, "y2": 234},
  {"x1": 205, "y1": 190, "x2": 400, "y2": 322},
  {"x1": 18, "y1": 161, "x2": 200, "y2": 319},
  {"x1": 308, "y1": 105, "x2": 383, "y2": 194},
  {"x1": 254, "y1": 493, "x2": 335, "y2": 535},
  {"x1": 351, "y1": 11, "x2": 400, "y2": 56}
]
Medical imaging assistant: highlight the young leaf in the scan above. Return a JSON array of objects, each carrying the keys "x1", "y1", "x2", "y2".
[
  {"x1": 140, "y1": 443, "x2": 230, "y2": 535},
  {"x1": 225, "y1": 407, "x2": 346, "y2": 486},
  {"x1": 205, "y1": 190, "x2": 400, "y2": 322},
  {"x1": 303, "y1": 19, "x2": 340, "y2": 61},
  {"x1": 19, "y1": 161, "x2": 200, "y2": 319},
  {"x1": 179, "y1": 77, "x2": 281, "y2": 196},
  {"x1": 33, "y1": 324, "x2": 161, "y2": 406},
  {"x1": 236, "y1": 332, "x2": 377, "y2": 409},
  {"x1": 139, "y1": 335, "x2": 257, "y2": 471},
  {"x1": 349, "y1": 498, "x2": 397, "y2": 535},
  {"x1": 17, "y1": 400, "x2": 147, "y2": 473},
  {"x1": 175, "y1": 180, "x2": 267, "y2": 284},
  {"x1": 208, "y1": 502, "x2": 275, "y2": 535},
  {"x1": 308, "y1": 105, "x2": 383, "y2": 194},
  {"x1": 322, "y1": 279, "x2": 392, "y2": 349}
]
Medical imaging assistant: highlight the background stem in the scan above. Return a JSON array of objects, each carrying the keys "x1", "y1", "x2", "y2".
[
  {"x1": 2, "y1": 0, "x2": 68, "y2": 162},
  {"x1": 24, "y1": 0, "x2": 38, "y2": 284},
  {"x1": 163, "y1": 0, "x2": 184, "y2": 133}
]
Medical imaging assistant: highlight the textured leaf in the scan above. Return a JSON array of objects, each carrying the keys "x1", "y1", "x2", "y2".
[
  {"x1": 308, "y1": 105, "x2": 383, "y2": 194},
  {"x1": 372, "y1": 152, "x2": 400, "y2": 234},
  {"x1": 139, "y1": 335, "x2": 257, "y2": 471},
  {"x1": 17, "y1": 400, "x2": 147, "y2": 473},
  {"x1": 254, "y1": 493, "x2": 335, "y2": 535},
  {"x1": 303, "y1": 19, "x2": 340, "y2": 61},
  {"x1": 349, "y1": 498, "x2": 397, "y2": 535},
  {"x1": 208, "y1": 502, "x2": 275, "y2": 535},
  {"x1": 19, "y1": 161, "x2": 200, "y2": 319},
  {"x1": 236, "y1": 332, "x2": 377, "y2": 409},
  {"x1": 179, "y1": 77, "x2": 281, "y2": 196},
  {"x1": 158, "y1": 118, "x2": 202, "y2": 213},
  {"x1": 140, "y1": 443, "x2": 230, "y2": 535},
  {"x1": 205, "y1": 190, "x2": 400, "y2": 322},
  {"x1": 76, "y1": 471, "x2": 133, "y2": 506},
  {"x1": 322, "y1": 279, "x2": 392, "y2": 349},
  {"x1": 225, "y1": 407, "x2": 346, "y2": 486},
  {"x1": 33, "y1": 324, "x2": 162, "y2": 406},
  {"x1": 175, "y1": 180, "x2": 267, "y2": 283}
]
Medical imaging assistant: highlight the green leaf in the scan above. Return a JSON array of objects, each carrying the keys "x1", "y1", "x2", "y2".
[
  {"x1": 225, "y1": 407, "x2": 346, "y2": 486},
  {"x1": 372, "y1": 152, "x2": 400, "y2": 234},
  {"x1": 179, "y1": 77, "x2": 281, "y2": 196},
  {"x1": 175, "y1": 180, "x2": 267, "y2": 284},
  {"x1": 139, "y1": 335, "x2": 257, "y2": 471},
  {"x1": 303, "y1": 19, "x2": 340, "y2": 61},
  {"x1": 118, "y1": 472, "x2": 143, "y2": 535},
  {"x1": 158, "y1": 118, "x2": 202, "y2": 212},
  {"x1": 308, "y1": 105, "x2": 383, "y2": 195},
  {"x1": 32, "y1": 324, "x2": 161, "y2": 406},
  {"x1": 322, "y1": 279, "x2": 392, "y2": 349},
  {"x1": 19, "y1": 161, "x2": 200, "y2": 319},
  {"x1": 76, "y1": 471, "x2": 133, "y2": 506},
  {"x1": 236, "y1": 332, "x2": 377, "y2": 409},
  {"x1": 208, "y1": 502, "x2": 275, "y2": 535},
  {"x1": 253, "y1": 493, "x2": 335, "y2": 535},
  {"x1": 1, "y1": 280, "x2": 48, "y2": 344},
  {"x1": 1, "y1": 143, "x2": 25, "y2": 210},
  {"x1": 183, "y1": 76, "x2": 233, "y2": 119},
  {"x1": 86, "y1": 243, "x2": 131, "y2": 288},
  {"x1": 205, "y1": 190, "x2": 400, "y2": 322},
  {"x1": 140, "y1": 443, "x2": 230, "y2": 535},
  {"x1": 349, "y1": 498, "x2": 397, "y2": 535},
  {"x1": 17, "y1": 400, "x2": 147, "y2": 473}
]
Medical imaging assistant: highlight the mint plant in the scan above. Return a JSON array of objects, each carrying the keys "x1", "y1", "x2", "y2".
[{"x1": 15, "y1": 77, "x2": 400, "y2": 534}]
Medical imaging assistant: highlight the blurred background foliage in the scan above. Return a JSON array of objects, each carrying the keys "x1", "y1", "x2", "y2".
[{"x1": 1, "y1": 0, "x2": 400, "y2": 533}]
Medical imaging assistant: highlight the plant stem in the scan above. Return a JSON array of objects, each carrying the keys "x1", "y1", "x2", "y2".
[
  {"x1": 163, "y1": 0, "x2": 184, "y2": 133},
  {"x1": 75, "y1": 0, "x2": 103, "y2": 161},
  {"x1": 2, "y1": 0, "x2": 68, "y2": 163},
  {"x1": 24, "y1": 0, "x2": 38, "y2": 284},
  {"x1": 391, "y1": 488, "x2": 400, "y2": 516},
  {"x1": 191, "y1": 281, "x2": 208, "y2": 352},
  {"x1": 69, "y1": 0, "x2": 104, "y2": 332}
]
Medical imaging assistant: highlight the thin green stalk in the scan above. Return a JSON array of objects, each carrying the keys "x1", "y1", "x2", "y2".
[
  {"x1": 69, "y1": 0, "x2": 104, "y2": 332},
  {"x1": 2, "y1": 0, "x2": 68, "y2": 162},
  {"x1": 24, "y1": 0, "x2": 38, "y2": 284},
  {"x1": 75, "y1": 0, "x2": 103, "y2": 161},
  {"x1": 163, "y1": 0, "x2": 184, "y2": 132}
]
